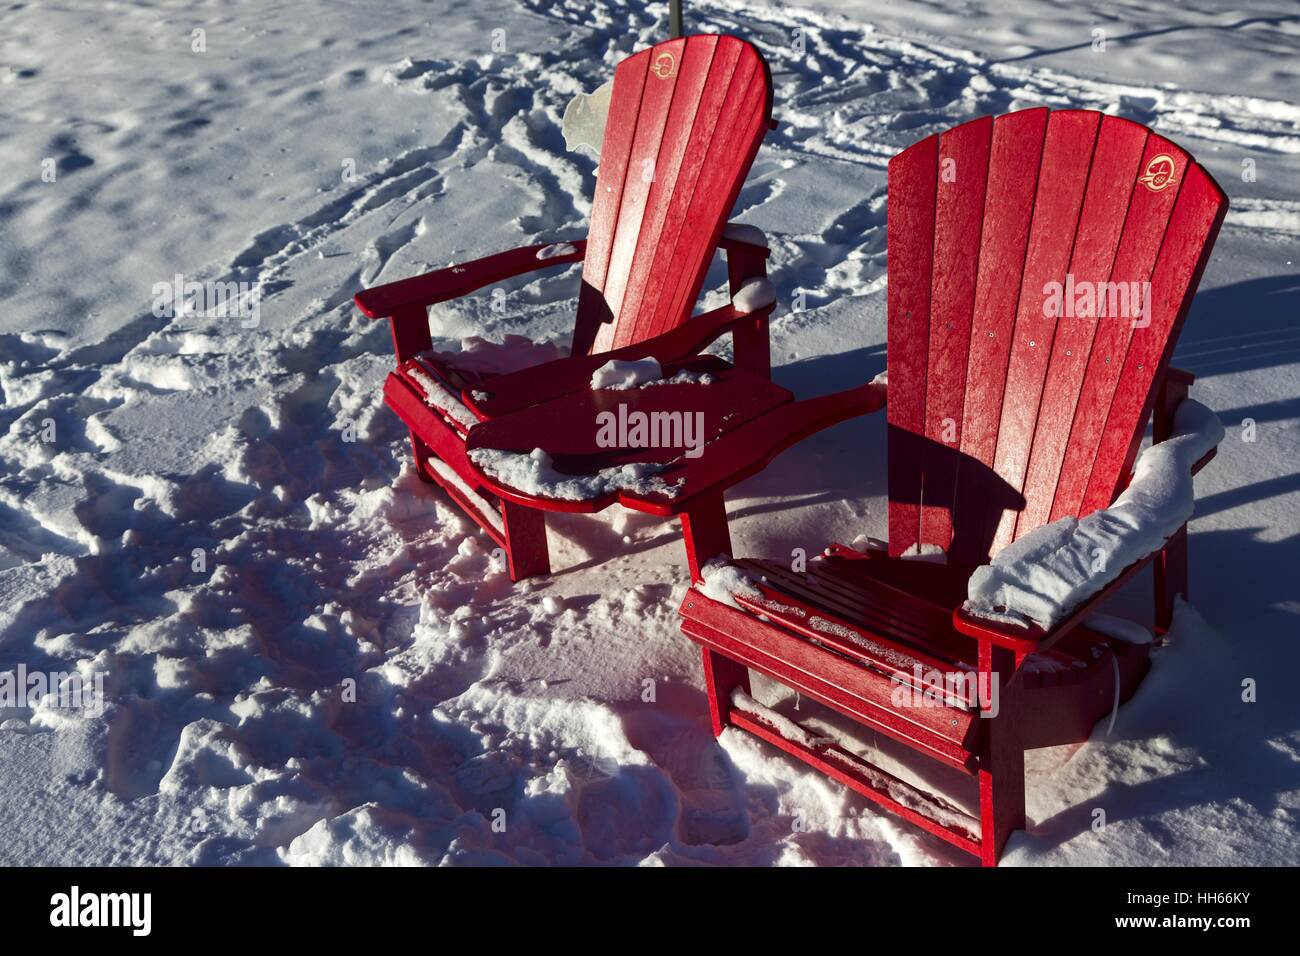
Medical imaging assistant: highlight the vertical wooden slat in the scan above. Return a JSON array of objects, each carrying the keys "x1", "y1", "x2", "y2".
[
  {"x1": 597, "y1": 37, "x2": 688, "y2": 328},
  {"x1": 948, "y1": 108, "x2": 1048, "y2": 565},
  {"x1": 985, "y1": 110, "x2": 1102, "y2": 556},
  {"x1": 1012, "y1": 116, "x2": 1148, "y2": 537},
  {"x1": 1080, "y1": 163, "x2": 1227, "y2": 513},
  {"x1": 1047, "y1": 135, "x2": 1194, "y2": 522},
  {"x1": 611, "y1": 35, "x2": 720, "y2": 346},
  {"x1": 617, "y1": 36, "x2": 745, "y2": 350},
  {"x1": 578, "y1": 49, "x2": 650, "y2": 303},
  {"x1": 917, "y1": 116, "x2": 993, "y2": 550},
  {"x1": 885, "y1": 133, "x2": 939, "y2": 557},
  {"x1": 644, "y1": 46, "x2": 768, "y2": 343}
]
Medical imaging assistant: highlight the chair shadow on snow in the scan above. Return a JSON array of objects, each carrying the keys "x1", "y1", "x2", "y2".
[
  {"x1": 1026, "y1": 523, "x2": 1300, "y2": 859},
  {"x1": 1176, "y1": 272, "x2": 1300, "y2": 380}
]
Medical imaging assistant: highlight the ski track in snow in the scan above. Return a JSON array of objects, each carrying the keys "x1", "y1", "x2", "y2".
[{"x1": 0, "y1": 0, "x2": 1297, "y2": 865}]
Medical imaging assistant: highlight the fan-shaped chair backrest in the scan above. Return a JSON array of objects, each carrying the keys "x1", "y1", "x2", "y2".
[
  {"x1": 886, "y1": 108, "x2": 1227, "y2": 564},
  {"x1": 571, "y1": 34, "x2": 774, "y2": 356}
]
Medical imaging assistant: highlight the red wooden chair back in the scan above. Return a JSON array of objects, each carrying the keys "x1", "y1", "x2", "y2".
[
  {"x1": 886, "y1": 108, "x2": 1227, "y2": 565},
  {"x1": 571, "y1": 34, "x2": 774, "y2": 357}
]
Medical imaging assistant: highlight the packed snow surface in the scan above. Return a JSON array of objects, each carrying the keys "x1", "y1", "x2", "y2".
[
  {"x1": 1, "y1": 0, "x2": 1297, "y2": 867},
  {"x1": 966, "y1": 400, "x2": 1226, "y2": 629}
]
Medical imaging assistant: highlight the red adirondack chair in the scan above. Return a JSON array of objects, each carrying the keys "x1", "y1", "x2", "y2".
[
  {"x1": 662, "y1": 108, "x2": 1227, "y2": 865},
  {"x1": 355, "y1": 34, "x2": 776, "y2": 579}
]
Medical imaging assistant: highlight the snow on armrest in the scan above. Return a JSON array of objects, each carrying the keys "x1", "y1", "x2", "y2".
[
  {"x1": 721, "y1": 223, "x2": 769, "y2": 249},
  {"x1": 694, "y1": 556, "x2": 761, "y2": 609},
  {"x1": 964, "y1": 399, "x2": 1224, "y2": 630},
  {"x1": 732, "y1": 277, "x2": 776, "y2": 313}
]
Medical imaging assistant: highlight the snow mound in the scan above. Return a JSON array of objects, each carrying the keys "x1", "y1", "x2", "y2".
[
  {"x1": 732, "y1": 277, "x2": 777, "y2": 313},
  {"x1": 469, "y1": 446, "x2": 682, "y2": 501},
  {"x1": 281, "y1": 805, "x2": 431, "y2": 867},
  {"x1": 966, "y1": 399, "x2": 1224, "y2": 629},
  {"x1": 695, "y1": 557, "x2": 761, "y2": 609},
  {"x1": 723, "y1": 223, "x2": 768, "y2": 247},
  {"x1": 423, "y1": 335, "x2": 566, "y2": 378},
  {"x1": 591, "y1": 357, "x2": 662, "y2": 390}
]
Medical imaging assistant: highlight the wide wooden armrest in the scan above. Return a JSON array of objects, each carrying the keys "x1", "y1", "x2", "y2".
[
  {"x1": 468, "y1": 301, "x2": 774, "y2": 418},
  {"x1": 623, "y1": 378, "x2": 888, "y2": 515},
  {"x1": 951, "y1": 545, "x2": 1163, "y2": 654},
  {"x1": 954, "y1": 390, "x2": 1221, "y2": 654},
  {"x1": 353, "y1": 240, "x2": 586, "y2": 319}
]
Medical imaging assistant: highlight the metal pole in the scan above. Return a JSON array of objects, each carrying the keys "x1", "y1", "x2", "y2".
[{"x1": 669, "y1": 0, "x2": 683, "y2": 39}]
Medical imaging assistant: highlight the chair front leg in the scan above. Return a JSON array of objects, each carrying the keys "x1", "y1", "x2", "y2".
[
  {"x1": 409, "y1": 430, "x2": 435, "y2": 483},
  {"x1": 679, "y1": 491, "x2": 733, "y2": 582},
  {"x1": 732, "y1": 315, "x2": 771, "y2": 380},
  {"x1": 500, "y1": 500, "x2": 550, "y2": 581},
  {"x1": 978, "y1": 642, "x2": 1025, "y2": 867},
  {"x1": 1154, "y1": 524, "x2": 1189, "y2": 634},
  {"x1": 701, "y1": 648, "x2": 751, "y2": 737}
]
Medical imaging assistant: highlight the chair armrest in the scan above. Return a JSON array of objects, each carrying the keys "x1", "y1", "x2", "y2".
[
  {"x1": 955, "y1": 391, "x2": 1222, "y2": 654},
  {"x1": 717, "y1": 224, "x2": 771, "y2": 295},
  {"x1": 952, "y1": 548, "x2": 1161, "y2": 654},
  {"x1": 353, "y1": 240, "x2": 586, "y2": 319},
  {"x1": 468, "y1": 302, "x2": 774, "y2": 418},
  {"x1": 622, "y1": 376, "x2": 888, "y2": 515}
]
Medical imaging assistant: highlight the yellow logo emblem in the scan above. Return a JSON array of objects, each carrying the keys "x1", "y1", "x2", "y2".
[
  {"x1": 651, "y1": 52, "x2": 676, "y2": 79},
  {"x1": 1138, "y1": 153, "x2": 1178, "y2": 192}
]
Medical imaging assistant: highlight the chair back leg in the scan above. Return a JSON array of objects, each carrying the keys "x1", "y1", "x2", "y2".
[
  {"x1": 732, "y1": 316, "x2": 771, "y2": 379},
  {"x1": 409, "y1": 430, "x2": 436, "y2": 483}
]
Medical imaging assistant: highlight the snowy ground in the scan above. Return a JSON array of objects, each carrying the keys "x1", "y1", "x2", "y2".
[{"x1": 1, "y1": 0, "x2": 1298, "y2": 865}]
